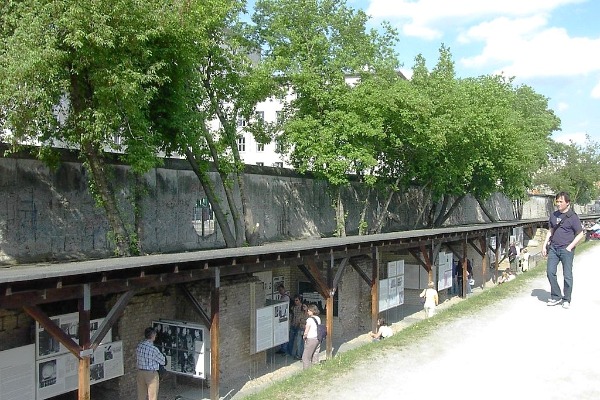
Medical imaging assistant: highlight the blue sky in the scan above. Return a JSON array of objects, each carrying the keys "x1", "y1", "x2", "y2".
[{"x1": 350, "y1": 0, "x2": 600, "y2": 145}]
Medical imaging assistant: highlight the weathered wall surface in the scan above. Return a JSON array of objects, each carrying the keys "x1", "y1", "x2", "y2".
[{"x1": 0, "y1": 154, "x2": 554, "y2": 265}]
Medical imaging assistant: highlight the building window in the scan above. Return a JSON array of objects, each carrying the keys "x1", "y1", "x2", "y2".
[
  {"x1": 256, "y1": 162, "x2": 264, "y2": 166},
  {"x1": 237, "y1": 136, "x2": 246, "y2": 152},
  {"x1": 255, "y1": 111, "x2": 264, "y2": 122},
  {"x1": 257, "y1": 143, "x2": 264, "y2": 152},
  {"x1": 275, "y1": 142, "x2": 283, "y2": 153},
  {"x1": 276, "y1": 111, "x2": 283, "y2": 124},
  {"x1": 273, "y1": 162, "x2": 283, "y2": 168},
  {"x1": 237, "y1": 116, "x2": 247, "y2": 127}
]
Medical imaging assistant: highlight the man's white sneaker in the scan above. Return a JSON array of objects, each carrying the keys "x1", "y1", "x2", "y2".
[
  {"x1": 547, "y1": 298, "x2": 562, "y2": 306},
  {"x1": 562, "y1": 301, "x2": 570, "y2": 309}
]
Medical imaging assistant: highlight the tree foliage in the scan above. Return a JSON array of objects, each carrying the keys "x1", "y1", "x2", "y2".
[
  {"x1": 252, "y1": 0, "x2": 399, "y2": 235},
  {"x1": 0, "y1": 0, "x2": 240, "y2": 254},
  {"x1": 533, "y1": 139, "x2": 600, "y2": 205}
]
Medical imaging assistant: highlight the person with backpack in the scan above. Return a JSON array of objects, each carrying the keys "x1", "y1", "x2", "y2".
[{"x1": 302, "y1": 304, "x2": 322, "y2": 369}]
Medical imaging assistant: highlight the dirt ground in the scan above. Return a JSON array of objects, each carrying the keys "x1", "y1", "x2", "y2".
[
  {"x1": 295, "y1": 244, "x2": 600, "y2": 400},
  {"x1": 163, "y1": 243, "x2": 600, "y2": 400}
]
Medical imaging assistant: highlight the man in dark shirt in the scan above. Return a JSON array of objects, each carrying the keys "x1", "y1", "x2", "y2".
[{"x1": 542, "y1": 192, "x2": 584, "y2": 309}]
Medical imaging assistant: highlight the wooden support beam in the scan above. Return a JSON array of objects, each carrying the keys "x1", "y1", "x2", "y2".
[
  {"x1": 304, "y1": 258, "x2": 329, "y2": 298},
  {"x1": 91, "y1": 290, "x2": 135, "y2": 348},
  {"x1": 468, "y1": 238, "x2": 485, "y2": 257},
  {"x1": 349, "y1": 259, "x2": 372, "y2": 287},
  {"x1": 332, "y1": 257, "x2": 349, "y2": 293},
  {"x1": 371, "y1": 247, "x2": 380, "y2": 336},
  {"x1": 408, "y1": 248, "x2": 429, "y2": 272},
  {"x1": 23, "y1": 305, "x2": 81, "y2": 358},
  {"x1": 326, "y1": 295, "x2": 333, "y2": 359},
  {"x1": 180, "y1": 285, "x2": 212, "y2": 328},
  {"x1": 210, "y1": 269, "x2": 220, "y2": 400},
  {"x1": 78, "y1": 291, "x2": 91, "y2": 400},
  {"x1": 462, "y1": 240, "x2": 468, "y2": 299},
  {"x1": 479, "y1": 236, "x2": 488, "y2": 288}
]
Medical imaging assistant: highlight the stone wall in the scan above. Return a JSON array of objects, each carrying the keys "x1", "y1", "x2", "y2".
[{"x1": 0, "y1": 153, "x2": 555, "y2": 265}]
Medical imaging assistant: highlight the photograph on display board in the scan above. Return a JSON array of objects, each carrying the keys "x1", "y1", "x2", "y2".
[
  {"x1": 153, "y1": 321, "x2": 206, "y2": 378},
  {"x1": 38, "y1": 318, "x2": 61, "y2": 358},
  {"x1": 38, "y1": 360, "x2": 57, "y2": 389}
]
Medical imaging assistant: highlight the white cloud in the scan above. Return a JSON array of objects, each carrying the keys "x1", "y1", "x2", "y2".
[
  {"x1": 366, "y1": 0, "x2": 583, "y2": 39},
  {"x1": 459, "y1": 17, "x2": 600, "y2": 78},
  {"x1": 553, "y1": 131, "x2": 588, "y2": 145},
  {"x1": 557, "y1": 102, "x2": 569, "y2": 111}
]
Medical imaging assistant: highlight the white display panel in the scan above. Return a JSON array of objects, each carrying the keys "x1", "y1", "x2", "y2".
[
  {"x1": 0, "y1": 345, "x2": 35, "y2": 400},
  {"x1": 252, "y1": 301, "x2": 290, "y2": 353},
  {"x1": 36, "y1": 341, "x2": 124, "y2": 400},
  {"x1": 437, "y1": 251, "x2": 453, "y2": 290},
  {"x1": 379, "y1": 260, "x2": 405, "y2": 311}
]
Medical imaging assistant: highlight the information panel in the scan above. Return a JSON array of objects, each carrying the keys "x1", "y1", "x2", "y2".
[
  {"x1": 36, "y1": 341, "x2": 124, "y2": 400},
  {"x1": 0, "y1": 345, "x2": 35, "y2": 400},
  {"x1": 153, "y1": 320, "x2": 207, "y2": 379},
  {"x1": 437, "y1": 251, "x2": 453, "y2": 290},
  {"x1": 252, "y1": 301, "x2": 290, "y2": 353},
  {"x1": 379, "y1": 260, "x2": 405, "y2": 311}
]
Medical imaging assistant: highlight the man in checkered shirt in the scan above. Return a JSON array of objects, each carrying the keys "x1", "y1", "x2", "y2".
[{"x1": 136, "y1": 327, "x2": 166, "y2": 400}]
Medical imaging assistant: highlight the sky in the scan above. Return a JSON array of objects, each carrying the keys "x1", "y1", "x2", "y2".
[{"x1": 349, "y1": 0, "x2": 600, "y2": 145}]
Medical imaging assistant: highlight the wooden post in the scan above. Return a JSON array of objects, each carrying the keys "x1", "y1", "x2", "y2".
[
  {"x1": 326, "y1": 295, "x2": 333, "y2": 359},
  {"x1": 480, "y1": 236, "x2": 488, "y2": 288},
  {"x1": 462, "y1": 240, "x2": 467, "y2": 298},
  {"x1": 495, "y1": 230, "x2": 500, "y2": 281},
  {"x1": 210, "y1": 268, "x2": 220, "y2": 400},
  {"x1": 371, "y1": 247, "x2": 379, "y2": 334},
  {"x1": 78, "y1": 284, "x2": 91, "y2": 400}
]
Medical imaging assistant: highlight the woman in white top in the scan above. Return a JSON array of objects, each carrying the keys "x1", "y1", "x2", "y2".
[
  {"x1": 419, "y1": 282, "x2": 439, "y2": 318},
  {"x1": 301, "y1": 304, "x2": 321, "y2": 369},
  {"x1": 369, "y1": 318, "x2": 393, "y2": 341}
]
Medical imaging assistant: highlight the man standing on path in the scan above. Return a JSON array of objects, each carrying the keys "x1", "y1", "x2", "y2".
[
  {"x1": 136, "y1": 327, "x2": 166, "y2": 400},
  {"x1": 542, "y1": 191, "x2": 585, "y2": 309}
]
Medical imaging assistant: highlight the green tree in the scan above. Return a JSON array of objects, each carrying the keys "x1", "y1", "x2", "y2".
[
  {"x1": 148, "y1": 0, "x2": 277, "y2": 247},
  {"x1": 534, "y1": 139, "x2": 600, "y2": 205},
  {"x1": 0, "y1": 0, "x2": 185, "y2": 255},
  {"x1": 407, "y1": 46, "x2": 558, "y2": 227},
  {"x1": 252, "y1": 0, "x2": 399, "y2": 236}
]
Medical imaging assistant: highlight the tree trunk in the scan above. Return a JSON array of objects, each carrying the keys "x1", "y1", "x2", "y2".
[
  {"x1": 81, "y1": 142, "x2": 131, "y2": 256},
  {"x1": 475, "y1": 196, "x2": 497, "y2": 222},
  {"x1": 200, "y1": 123, "x2": 245, "y2": 247},
  {"x1": 358, "y1": 187, "x2": 370, "y2": 235},
  {"x1": 372, "y1": 178, "x2": 401, "y2": 234},
  {"x1": 433, "y1": 194, "x2": 466, "y2": 227},
  {"x1": 334, "y1": 188, "x2": 346, "y2": 237},
  {"x1": 184, "y1": 149, "x2": 237, "y2": 248},
  {"x1": 230, "y1": 136, "x2": 259, "y2": 246}
]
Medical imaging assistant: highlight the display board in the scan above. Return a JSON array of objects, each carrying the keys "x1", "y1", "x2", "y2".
[
  {"x1": 252, "y1": 301, "x2": 289, "y2": 353},
  {"x1": 437, "y1": 252, "x2": 453, "y2": 290},
  {"x1": 36, "y1": 313, "x2": 112, "y2": 360},
  {"x1": 152, "y1": 320, "x2": 207, "y2": 379},
  {"x1": 36, "y1": 342, "x2": 124, "y2": 400},
  {"x1": 379, "y1": 260, "x2": 405, "y2": 311},
  {"x1": 0, "y1": 345, "x2": 35, "y2": 400}
]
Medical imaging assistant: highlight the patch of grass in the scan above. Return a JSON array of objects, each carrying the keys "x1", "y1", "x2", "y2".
[{"x1": 241, "y1": 241, "x2": 599, "y2": 400}]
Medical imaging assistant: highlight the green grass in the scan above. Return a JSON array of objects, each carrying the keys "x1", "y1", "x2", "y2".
[{"x1": 241, "y1": 240, "x2": 599, "y2": 400}]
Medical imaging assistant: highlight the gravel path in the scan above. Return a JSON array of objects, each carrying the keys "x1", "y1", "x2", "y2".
[{"x1": 299, "y1": 245, "x2": 600, "y2": 400}]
